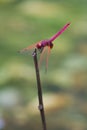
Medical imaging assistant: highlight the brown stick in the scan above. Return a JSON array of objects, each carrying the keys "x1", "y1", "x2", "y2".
[{"x1": 32, "y1": 48, "x2": 47, "y2": 130}]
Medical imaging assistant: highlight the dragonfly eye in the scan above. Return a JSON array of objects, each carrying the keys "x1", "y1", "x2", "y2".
[{"x1": 36, "y1": 43, "x2": 42, "y2": 49}]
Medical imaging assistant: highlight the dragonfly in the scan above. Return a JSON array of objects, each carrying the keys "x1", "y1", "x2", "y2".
[{"x1": 19, "y1": 22, "x2": 70, "y2": 70}]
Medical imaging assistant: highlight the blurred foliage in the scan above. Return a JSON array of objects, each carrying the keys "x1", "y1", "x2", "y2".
[{"x1": 0, "y1": 0, "x2": 87, "y2": 130}]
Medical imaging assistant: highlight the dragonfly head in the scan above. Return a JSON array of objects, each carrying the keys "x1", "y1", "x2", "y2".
[
  {"x1": 36, "y1": 41, "x2": 44, "y2": 53},
  {"x1": 36, "y1": 40, "x2": 53, "y2": 52},
  {"x1": 36, "y1": 42, "x2": 42, "y2": 49}
]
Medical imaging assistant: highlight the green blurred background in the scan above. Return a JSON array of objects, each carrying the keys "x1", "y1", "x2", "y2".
[{"x1": 0, "y1": 0, "x2": 87, "y2": 130}]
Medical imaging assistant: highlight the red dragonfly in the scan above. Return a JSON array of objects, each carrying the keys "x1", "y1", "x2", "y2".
[{"x1": 19, "y1": 22, "x2": 70, "y2": 70}]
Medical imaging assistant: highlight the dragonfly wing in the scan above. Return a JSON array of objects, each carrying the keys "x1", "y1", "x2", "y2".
[
  {"x1": 38, "y1": 47, "x2": 47, "y2": 68},
  {"x1": 38, "y1": 46, "x2": 51, "y2": 71},
  {"x1": 46, "y1": 46, "x2": 51, "y2": 71},
  {"x1": 18, "y1": 41, "x2": 42, "y2": 55},
  {"x1": 18, "y1": 43, "x2": 37, "y2": 54}
]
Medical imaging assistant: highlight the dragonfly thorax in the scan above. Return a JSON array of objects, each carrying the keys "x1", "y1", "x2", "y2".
[
  {"x1": 48, "y1": 41, "x2": 53, "y2": 49},
  {"x1": 36, "y1": 40, "x2": 53, "y2": 53},
  {"x1": 37, "y1": 40, "x2": 53, "y2": 49}
]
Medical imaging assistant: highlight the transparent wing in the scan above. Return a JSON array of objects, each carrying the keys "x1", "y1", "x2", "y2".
[
  {"x1": 18, "y1": 41, "x2": 42, "y2": 55},
  {"x1": 38, "y1": 46, "x2": 51, "y2": 71},
  {"x1": 46, "y1": 46, "x2": 51, "y2": 71},
  {"x1": 18, "y1": 43, "x2": 37, "y2": 55}
]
